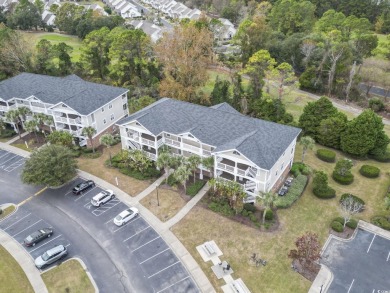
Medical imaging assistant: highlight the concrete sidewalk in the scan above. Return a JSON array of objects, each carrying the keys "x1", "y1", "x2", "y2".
[{"x1": 0, "y1": 210, "x2": 48, "y2": 293}]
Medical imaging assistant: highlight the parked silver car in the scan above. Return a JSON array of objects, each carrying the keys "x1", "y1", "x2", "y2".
[
  {"x1": 34, "y1": 244, "x2": 67, "y2": 269},
  {"x1": 91, "y1": 190, "x2": 115, "y2": 207}
]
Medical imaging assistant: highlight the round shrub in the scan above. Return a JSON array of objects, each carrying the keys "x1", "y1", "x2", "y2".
[
  {"x1": 369, "y1": 98, "x2": 384, "y2": 112},
  {"x1": 243, "y1": 203, "x2": 257, "y2": 213},
  {"x1": 313, "y1": 187, "x2": 336, "y2": 199},
  {"x1": 346, "y1": 219, "x2": 358, "y2": 229},
  {"x1": 340, "y1": 193, "x2": 365, "y2": 206},
  {"x1": 331, "y1": 220, "x2": 344, "y2": 232},
  {"x1": 265, "y1": 209, "x2": 274, "y2": 221},
  {"x1": 332, "y1": 172, "x2": 354, "y2": 185},
  {"x1": 359, "y1": 165, "x2": 380, "y2": 178},
  {"x1": 316, "y1": 149, "x2": 336, "y2": 163},
  {"x1": 372, "y1": 216, "x2": 390, "y2": 231}
]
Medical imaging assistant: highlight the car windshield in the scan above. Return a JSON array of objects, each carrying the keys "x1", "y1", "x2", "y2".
[
  {"x1": 42, "y1": 252, "x2": 50, "y2": 261},
  {"x1": 26, "y1": 235, "x2": 33, "y2": 242},
  {"x1": 115, "y1": 215, "x2": 122, "y2": 221},
  {"x1": 39, "y1": 229, "x2": 45, "y2": 234},
  {"x1": 101, "y1": 191, "x2": 107, "y2": 196}
]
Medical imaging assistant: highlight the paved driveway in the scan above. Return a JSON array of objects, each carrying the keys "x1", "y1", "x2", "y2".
[{"x1": 321, "y1": 229, "x2": 390, "y2": 292}]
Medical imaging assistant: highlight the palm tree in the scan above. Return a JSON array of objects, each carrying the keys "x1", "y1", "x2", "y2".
[
  {"x1": 0, "y1": 118, "x2": 5, "y2": 134},
  {"x1": 174, "y1": 164, "x2": 191, "y2": 194},
  {"x1": 17, "y1": 106, "x2": 32, "y2": 124},
  {"x1": 257, "y1": 191, "x2": 277, "y2": 224},
  {"x1": 100, "y1": 133, "x2": 115, "y2": 166},
  {"x1": 5, "y1": 109, "x2": 22, "y2": 139},
  {"x1": 202, "y1": 156, "x2": 214, "y2": 178},
  {"x1": 187, "y1": 155, "x2": 201, "y2": 183},
  {"x1": 82, "y1": 126, "x2": 97, "y2": 153},
  {"x1": 24, "y1": 119, "x2": 39, "y2": 143},
  {"x1": 156, "y1": 152, "x2": 172, "y2": 183},
  {"x1": 34, "y1": 113, "x2": 53, "y2": 135},
  {"x1": 299, "y1": 136, "x2": 315, "y2": 163},
  {"x1": 44, "y1": 115, "x2": 54, "y2": 133},
  {"x1": 128, "y1": 149, "x2": 152, "y2": 173}
]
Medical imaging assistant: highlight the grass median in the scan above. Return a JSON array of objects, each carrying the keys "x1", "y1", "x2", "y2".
[
  {"x1": 41, "y1": 259, "x2": 94, "y2": 293},
  {"x1": 0, "y1": 205, "x2": 16, "y2": 220},
  {"x1": 0, "y1": 245, "x2": 34, "y2": 293}
]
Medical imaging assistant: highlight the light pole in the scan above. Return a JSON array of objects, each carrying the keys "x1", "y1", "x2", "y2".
[{"x1": 156, "y1": 184, "x2": 160, "y2": 206}]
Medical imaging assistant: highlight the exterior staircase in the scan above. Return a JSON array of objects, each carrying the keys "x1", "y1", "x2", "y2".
[{"x1": 245, "y1": 167, "x2": 257, "y2": 178}]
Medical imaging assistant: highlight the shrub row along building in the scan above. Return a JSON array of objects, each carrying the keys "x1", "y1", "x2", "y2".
[
  {"x1": 0, "y1": 73, "x2": 128, "y2": 147},
  {"x1": 117, "y1": 98, "x2": 301, "y2": 201}
]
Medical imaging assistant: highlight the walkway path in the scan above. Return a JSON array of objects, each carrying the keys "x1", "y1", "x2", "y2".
[
  {"x1": 0, "y1": 140, "x2": 215, "y2": 293},
  {"x1": 6, "y1": 131, "x2": 29, "y2": 144}
]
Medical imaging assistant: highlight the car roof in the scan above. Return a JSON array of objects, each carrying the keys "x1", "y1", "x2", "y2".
[
  {"x1": 119, "y1": 209, "x2": 132, "y2": 217},
  {"x1": 93, "y1": 191, "x2": 107, "y2": 200},
  {"x1": 46, "y1": 245, "x2": 65, "y2": 256}
]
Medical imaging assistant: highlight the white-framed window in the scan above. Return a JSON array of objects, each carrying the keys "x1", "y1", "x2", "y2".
[
  {"x1": 166, "y1": 133, "x2": 171, "y2": 137},
  {"x1": 101, "y1": 107, "x2": 105, "y2": 112},
  {"x1": 122, "y1": 94, "x2": 126, "y2": 99},
  {"x1": 275, "y1": 171, "x2": 278, "y2": 176},
  {"x1": 291, "y1": 146, "x2": 294, "y2": 154},
  {"x1": 281, "y1": 163, "x2": 284, "y2": 170},
  {"x1": 233, "y1": 151, "x2": 240, "y2": 156},
  {"x1": 91, "y1": 113, "x2": 95, "y2": 122},
  {"x1": 109, "y1": 104, "x2": 113, "y2": 109},
  {"x1": 103, "y1": 119, "x2": 106, "y2": 124},
  {"x1": 110, "y1": 114, "x2": 115, "y2": 121},
  {"x1": 123, "y1": 104, "x2": 127, "y2": 110}
]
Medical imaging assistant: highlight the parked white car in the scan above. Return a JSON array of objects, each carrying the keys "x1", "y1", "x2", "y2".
[
  {"x1": 91, "y1": 190, "x2": 115, "y2": 207},
  {"x1": 114, "y1": 208, "x2": 139, "y2": 226}
]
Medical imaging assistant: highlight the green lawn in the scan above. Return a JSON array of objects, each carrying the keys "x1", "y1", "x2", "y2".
[
  {"x1": 41, "y1": 259, "x2": 94, "y2": 293},
  {"x1": 0, "y1": 245, "x2": 34, "y2": 293},
  {"x1": 373, "y1": 34, "x2": 389, "y2": 59},
  {"x1": 0, "y1": 206, "x2": 16, "y2": 220},
  {"x1": 21, "y1": 32, "x2": 83, "y2": 62}
]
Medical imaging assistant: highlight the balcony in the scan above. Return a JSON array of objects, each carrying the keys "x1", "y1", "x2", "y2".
[
  {"x1": 182, "y1": 142, "x2": 201, "y2": 154},
  {"x1": 0, "y1": 105, "x2": 7, "y2": 111},
  {"x1": 165, "y1": 138, "x2": 180, "y2": 147},
  {"x1": 144, "y1": 151, "x2": 156, "y2": 161},
  {"x1": 141, "y1": 137, "x2": 155, "y2": 147},
  {"x1": 217, "y1": 162, "x2": 235, "y2": 173},
  {"x1": 202, "y1": 149, "x2": 212, "y2": 157},
  {"x1": 30, "y1": 106, "x2": 46, "y2": 113}
]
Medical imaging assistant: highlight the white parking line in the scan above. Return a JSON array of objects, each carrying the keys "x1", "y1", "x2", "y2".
[
  {"x1": 65, "y1": 244, "x2": 71, "y2": 248},
  {"x1": 139, "y1": 248, "x2": 170, "y2": 265},
  {"x1": 92, "y1": 200, "x2": 121, "y2": 216},
  {"x1": 123, "y1": 226, "x2": 150, "y2": 242},
  {"x1": 367, "y1": 234, "x2": 376, "y2": 253},
  {"x1": 0, "y1": 155, "x2": 17, "y2": 167},
  {"x1": 347, "y1": 279, "x2": 354, "y2": 293},
  {"x1": 75, "y1": 187, "x2": 98, "y2": 201},
  {"x1": 29, "y1": 234, "x2": 62, "y2": 253},
  {"x1": 3, "y1": 213, "x2": 32, "y2": 230},
  {"x1": 113, "y1": 217, "x2": 141, "y2": 233},
  {"x1": 387, "y1": 251, "x2": 390, "y2": 262},
  {"x1": 148, "y1": 261, "x2": 180, "y2": 279},
  {"x1": 4, "y1": 158, "x2": 25, "y2": 172},
  {"x1": 156, "y1": 276, "x2": 190, "y2": 293},
  {"x1": 132, "y1": 236, "x2": 160, "y2": 252},
  {"x1": 64, "y1": 190, "x2": 73, "y2": 196},
  {"x1": 105, "y1": 217, "x2": 116, "y2": 224},
  {"x1": 0, "y1": 151, "x2": 10, "y2": 159},
  {"x1": 12, "y1": 220, "x2": 42, "y2": 237}
]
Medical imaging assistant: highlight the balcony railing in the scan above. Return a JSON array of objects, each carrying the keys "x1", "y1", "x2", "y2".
[
  {"x1": 165, "y1": 138, "x2": 180, "y2": 147},
  {"x1": 157, "y1": 138, "x2": 164, "y2": 148},
  {"x1": 202, "y1": 149, "x2": 212, "y2": 157},
  {"x1": 182, "y1": 142, "x2": 201, "y2": 154},
  {"x1": 141, "y1": 137, "x2": 155, "y2": 147},
  {"x1": 217, "y1": 162, "x2": 234, "y2": 173},
  {"x1": 144, "y1": 151, "x2": 156, "y2": 160},
  {"x1": 55, "y1": 116, "x2": 68, "y2": 123}
]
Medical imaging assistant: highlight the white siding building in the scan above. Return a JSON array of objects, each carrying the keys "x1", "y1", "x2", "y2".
[{"x1": 117, "y1": 98, "x2": 300, "y2": 202}]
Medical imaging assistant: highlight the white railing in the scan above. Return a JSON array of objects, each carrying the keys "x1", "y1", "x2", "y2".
[
  {"x1": 237, "y1": 168, "x2": 246, "y2": 176},
  {"x1": 217, "y1": 162, "x2": 235, "y2": 173},
  {"x1": 244, "y1": 181, "x2": 257, "y2": 191},
  {"x1": 141, "y1": 137, "x2": 155, "y2": 147},
  {"x1": 157, "y1": 138, "x2": 164, "y2": 147},
  {"x1": 8, "y1": 104, "x2": 16, "y2": 109},
  {"x1": 182, "y1": 142, "x2": 201, "y2": 154},
  {"x1": 202, "y1": 149, "x2": 212, "y2": 157},
  {"x1": 144, "y1": 151, "x2": 157, "y2": 160},
  {"x1": 69, "y1": 117, "x2": 82, "y2": 124},
  {"x1": 0, "y1": 105, "x2": 7, "y2": 111},
  {"x1": 127, "y1": 133, "x2": 139, "y2": 141},
  {"x1": 165, "y1": 138, "x2": 180, "y2": 147},
  {"x1": 30, "y1": 106, "x2": 46, "y2": 113},
  {"x1": 55, "y1": 116, "x2": 68, "y2": 123},
  {"x1": 246, "y1": 167, "x2": 257, "y2": 178}
]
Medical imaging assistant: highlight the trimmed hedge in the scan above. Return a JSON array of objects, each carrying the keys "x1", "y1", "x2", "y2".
[
  {"x1": 371, "y1": 152, "x2": 390, "y2": 162},
  {"x1": 265, "y1": 209, "x2": 273, "y2": 221},
  {"x1": 332, "y1": 172, "x2": 354, "y2": 185},
  {"x1": 0, "y1": 129, "x2": 16, "y2": 138},
  {"x1": 186, "y1": 180, "x2": 206, "y2": 196},
  {"x1": 243, "y1": 203, "x2": 257, "y2": 212},
  {"x1": 313, "y1": 186, "x2": 336, "y2": 199},
  {"x1": 331, "y1": 220, "x2": 344, "y2": 232},
  {"x1": 334, "y1": 217, "x2": 358, "y2": 229},
  {"x1": 340, "y1": 193, "x2": 365, "y2": 207},
  {"x1": 359, "y1": 165, "x2": 380, "y2": 178},
  {"x1": 316, "y1": 149, "x2": 336, "y2": 163},
  {"x1": 119, "y1": 166, "x2": 160, "y2": 180},
  {"x1": 291, "y1": 162, "x2": 310, "y2": 177},
  {"x1": 275, "y1": 174, "x2": 308, "y2": 208},
  {"x1": 372, "y1": 216, "x2": 390, "y2": 231}
]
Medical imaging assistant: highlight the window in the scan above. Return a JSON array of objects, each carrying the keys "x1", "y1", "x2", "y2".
[
  {"x1": 283, "y1": 151, "x2": 285, "y2": 156},
  {"x1": 291, "y1": 146, "x2": 294, "y2": 154},
  {"x1": 110, "y1": 114, "x2": 115, "y2": 121},
  {"x1": 275, "y1": 171, "x2": 278, "y2": 176},
  {"x1": 101, "y1": 107, "x2": 104, "y2": 112},
  {"x1": 281, "y1": 163, "x2": 284, "y2": 170},
  {"x1": 103, "y1": 119, "x2": 106, "y2": 124},
  {"x1": 233, "y1": 151, "x2": 240, "y2": 156},
  {"x1": 91, "y1": 113, "x2": 95, "y2": 123},
  {"x1": 166, "y1": 133, "x2": 171, "y2": 137},
  {"x1": 136, "y1": 122, "x2": 141, "y2": 126},
  {"x1": 122, "y1": 94, "x2": 126, "y2": 99},
  {"x1": 109, "y1": 104, "x2": 113, "y2": 109},
  {"x1": 123, "y1": 104, "x2": 127, "y2": 110}
]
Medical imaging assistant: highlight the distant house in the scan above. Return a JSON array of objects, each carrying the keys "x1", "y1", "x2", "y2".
[
  {"x1": 84, "y1": 3, "x2": 108, "y2": 16},
  {"x1": 117, "y1": 98, "x2": 301, "y2": 202},
  {"x1": 0, "y1": 73, "x2": 129, "y2": 147},
  {"x1": 42, "y1": 10, "x2": 56, "y2": 26},
  {"x1": 130, "y1": 20, "x2": 168, "y2": 42},
  {"x1": 0, "y1": 0, "x2": 18, "y2": 11},
  {"x1": 217, "y1": 18, "x2": 236, "y2": 40}
]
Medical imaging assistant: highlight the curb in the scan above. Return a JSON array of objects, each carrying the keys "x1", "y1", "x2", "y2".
[
  {"x1": 41, "y1": 257, "x2": 99, "y2": 293},
  {"x1": 0, "y1": 203, "x2": 18, "y2": 223}
]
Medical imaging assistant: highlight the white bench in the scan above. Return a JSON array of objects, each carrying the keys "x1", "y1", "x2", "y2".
[
  {"x1": 204, "y1": 242, "x2": 216, "y2": 255},
  {"x1": 230, "y1": 281, "x2": 246, "y2": 293}
]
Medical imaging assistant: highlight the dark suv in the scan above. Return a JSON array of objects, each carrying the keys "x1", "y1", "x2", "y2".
[{"x1": 72, "y1": 180, "x2": 95, "y2": 195}]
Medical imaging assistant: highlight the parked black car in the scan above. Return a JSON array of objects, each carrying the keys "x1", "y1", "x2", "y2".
[
  {"x1": 278, "y1": 186, "x2": 289, "y2": 196},
  {"x1": 24, "y1": 228, "x2": 53, "y2": 247},
  {"x1": 72, "y1": 180, "x2": 95, "y2": 195}
]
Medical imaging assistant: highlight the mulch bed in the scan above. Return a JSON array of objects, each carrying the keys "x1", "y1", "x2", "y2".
[
  {"x1": 329, "y1": 226, "x2": 356, "y2": 239},
  {"x1": 291, "y1": 259, "x2": 321, "y2": 282},
  {"x1": 11, "y1": 132, "x2": 47, "y2": 148}
]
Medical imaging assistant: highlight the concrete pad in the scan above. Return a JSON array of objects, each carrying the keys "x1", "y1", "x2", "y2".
[
  {"x1": 196, "y1": 240, "x2": 223, "y2": 262},
  {"x1": 211, "y1": 262, "x2": 234, "y2": 279},
  {"x1": 221, "y1": 278, "x2": 252, "y2": 293}
]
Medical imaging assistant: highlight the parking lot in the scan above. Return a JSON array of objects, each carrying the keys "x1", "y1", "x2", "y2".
[
  {"x1": 0, "y1": 149, "x2": 26, "y2": 173},
  {"x1": 321, "y1": 229, "x2": 390, "y2": 292},
  {"x1": 0, "y1": 206, "x2": 71, "y2": 266},
  {"x1": 53, "y1": 179, "x2": 199, "y2": 293}
]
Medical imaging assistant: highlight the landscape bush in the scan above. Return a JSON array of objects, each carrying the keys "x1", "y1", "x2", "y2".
[
  {"x1": 119, "y1": 166, "x2": 160, "y2": 180},
  {"x1": 372, "y1": 216, "x2": 390, "y2": 231},
  {"x1": 368, "y1": 98, "x2": 385, "y2": 112},
  {"x1": 359, "y1": 165, "x2": 380, "y2": 178},
  {"x1": 70, "y1": 150, "x2": 81, "y2": 158},
  {"x1": 265, "y1": 209, "x2": 273, "y2": 221},
  {"x1": 167, "y1": 174, "x2": 178, "y2": 186},
  {"x1": 371, "y1": 152, "x2": 390, "y2": 162},
  {"x1": 334, "y1": 217, "x2": 358, "y2": 229},
  {"x1": 186, "y1": 180, "x2": 206, "y2": 196},
  {"x1": 331, "y1": 220, "x2": 344, "y2": 232},
  {"x1": 340, "y1": 193, "x2": 365, "y2": 206},
  {"x1": 275, "y1": 174, "x2": 308, "y2": 208},
  {"x1": 0, "y1": 129, "x2": 16, "y2": 138},
  {"x1": 208, "y1": 200, "x2": 235, "y2": 217},
  {"x1": 316, "y1": 149, "x2": 336, "y2": 163},
  {"x1": 83, "y1": 152, "x2": 102, "y2": 159},
  {"x1": 243, "y1": 203, "x2": 257, "y2": 212},
  {"x1": 82, "y1": 148, "x2": 94, "y2": 154},
  {"x1": 291, "y1": 162, "x2": 310, "y2": 177},
  {"x1": 313, "y1": 171, "x2": 336, "y2": 199},
  {"x1": 332, "y1": 172, "x2": 354, "y2": 185}
]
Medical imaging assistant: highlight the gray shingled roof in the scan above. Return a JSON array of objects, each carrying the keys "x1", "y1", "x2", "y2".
[
  {"x1": 0, "y1": 73, "x2": 128, "y2": 115},
  {"x1": 118, "y1": 98, "x2": 301, "y2": 170},
  {"x1": 210, "y1": 102, "x2": 242, "y2": 115}
]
